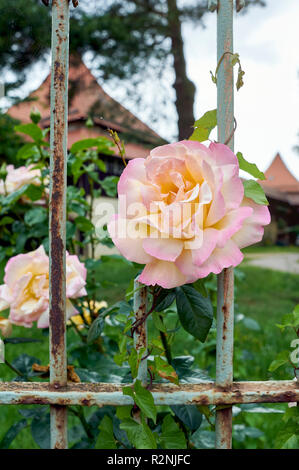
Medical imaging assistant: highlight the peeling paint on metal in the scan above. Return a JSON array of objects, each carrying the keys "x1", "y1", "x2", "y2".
[
  {"x1": 49, "y1": 0, "x2": 70, "y2": 449},
  {"x1": 215, "y1": 0, "x2": 234, "y2": 450},
  {"x1": 133, "y1": 280, "x2": 148, "y2": 386}
]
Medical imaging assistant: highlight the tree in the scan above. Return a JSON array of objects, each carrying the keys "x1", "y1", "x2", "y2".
[{"x1": 0, "y1": 0, "x2": 266, "y2": 139}]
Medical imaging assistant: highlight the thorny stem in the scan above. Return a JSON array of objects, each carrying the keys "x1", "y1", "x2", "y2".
[
  {"x1": 107, "y1": 128, "x2": 127, "y2": 167},
  {"x1": 131, "y1": 288, "x2": 162, "y2": 336}
]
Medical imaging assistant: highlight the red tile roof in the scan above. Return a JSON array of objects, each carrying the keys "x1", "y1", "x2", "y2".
[
  {"x1": 7, "y1": 55, "x2": 165, "y2": 159},
  {"x1": 260, "y1": 153, "x2": 299, "y2": 205}
]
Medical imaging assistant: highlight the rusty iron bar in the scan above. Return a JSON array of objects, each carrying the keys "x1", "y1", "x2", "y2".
[
  {"x1": 215, "y1": 0, "x2": 235, "y2": 449},
  {"x1": 133, "y1": 280, "x2": 148, "y2": 386},
  {"x1": 0, "y1": 380, "x2": 298, "y2": 406},
  {"x1": 49, "y1": 0, "x2": 70, "y2": 449}
]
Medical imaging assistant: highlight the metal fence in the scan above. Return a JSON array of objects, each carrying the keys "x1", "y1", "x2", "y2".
[{"x1": 0, "y1": 0, "x2": 298, "y2": 450}]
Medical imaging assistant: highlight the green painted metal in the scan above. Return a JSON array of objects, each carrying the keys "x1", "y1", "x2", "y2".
[
  {"x1": 49, "y1": 0, "x2": 70, "y2": 449},
  {"x1": 215, "y1": 0, "x2": 234, "y2": 449},
  {"x1": 0, "y1": 380, "x2": 298, "y2": 406}
]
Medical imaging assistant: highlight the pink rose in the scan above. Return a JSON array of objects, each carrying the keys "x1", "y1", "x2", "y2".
[
  {"x1": 0, "y1": 164, "x2": 43, "y2": 195},
  {"x1": 0, "y1": 246, "x2": 87, "y2": 328},
  {"x1": 108, "y1": 141, "x2": 270, "y2": 288}
]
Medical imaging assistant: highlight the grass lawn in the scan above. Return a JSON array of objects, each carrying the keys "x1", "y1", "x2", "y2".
[
  {"x1": 243, "y1": 245, "x2": 299, "y2": 254},
  {"x1": 0, "y1": 253, "x2": 298, "y2": 448}
]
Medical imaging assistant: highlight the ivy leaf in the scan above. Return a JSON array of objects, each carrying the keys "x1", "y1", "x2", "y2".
[
  {"x1": 170, "y1": 405, "x2": 202, "y2": 431},
  {"x1": 237, "y1": 152, "x2": 265, "y2": 180},
  {"x1": 175, "y1": 285, "x2": 213, "y2": 342},
  {"x1": 70, "y1": 137, "x2": 113, "y2": 154},
  {"x1": 154, "y1": 357, "x2": 179, "y2": 385},
  {"x1": 16, "y1": 143, "x2": 39, "y2": 160},
  {"x1": 189, "y1": 109, "x2": 217, "y2": 142},
  {"x1": 128, "y1": 349, "x2": 139, "y2": 379},
  {"x1": 123, "y1": 380, "x2": 157, "y2": 424},
  {"x1": 4, "y1": 337, "x2": 42, "y2": 345},
  {"x1": 160, "y1": 415, "x2": 187, "y2": 449},
  {"x1": 75, "y1": 368, "x2": 103, "y2": 383},
  {"x1": 96, "y1": 416, "x2": 117, "y2": 449},
  {"x1": 243, "y1": 180, "x2": 269, "y2": 205}
]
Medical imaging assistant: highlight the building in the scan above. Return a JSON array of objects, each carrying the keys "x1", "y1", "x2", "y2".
[
  {"x1": 260, "y1": 153, "x2": 299, "y2": 245},
  {"x1": 7, "y1": 55, "x2": 166, "y2": 178}
]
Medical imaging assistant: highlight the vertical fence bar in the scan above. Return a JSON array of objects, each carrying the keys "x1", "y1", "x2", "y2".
[
  {"x1": 215, "y1": 0, "x2": 234, "y2": 449},
  {"x1": 49, "y1": 0, "x2": 70, "y2": 449},
  {"x1": 133, "y1": 280, "x2": 148, "y2": 386}
]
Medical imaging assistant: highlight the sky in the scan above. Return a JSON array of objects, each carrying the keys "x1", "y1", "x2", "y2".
[
  {"x1": 2, "y1": 0, "x2": 299, "y2": 178},
  {"x1": 184, "y1": 0, "x2": 299, "y2": 177}
]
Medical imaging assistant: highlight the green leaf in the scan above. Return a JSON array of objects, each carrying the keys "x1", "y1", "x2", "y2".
[
  {"x1": 70, "y1": 137, "x2": 112, "y2": 154},
  {"x1": 154, "y1": 289, "x2": 176, "y2": 312},
  {"x1": 120, "y1": 418, "x2": 157, "y2": 449},
  {"x1": 236, "y1": 152, "x2": 265, "y2": 180},
  {"x1": 100, "y1": 176, "x2": 119, "y2": 197},
  {"x1": 96, "y1": 416, "x2": 117, "y2": 449},
  {"x1": 25, "y1": 184, "x2": 44, "y2": 202},
  {"x1": 123, "y1": 380, "x2": 157, "y2": 423},
  {"x1": 31, "y1": 413, "x2": 50, "y2": 449},
  {"x1": 152, "y1": 312, "x2": 167, "y2": 333},
  {"x1": 243, "y1": 179, "x2": 269, "y2": 205},
  {"x1": 25, "y1": 207, "x2": 48, "y2": 227},
  {"x1": 189, "y1": 109, "x2": 217, "y2": 142},
  {"x1": 134, "y1": 380, "x2": 157, "y2": 423},
  {"x1": 154, "y1": 357, "x2": 179, "y2": 385},
  {"x1": 170, "y1": 405, "x2": 202, "y2": 431},
  {"x1": 268, "y1": 350, "x2": 290, "y2": 372},
  {"x1": 128, "y1": 348, "x2": 139, "y2": 379},
  {"x1": 14, "y1": 123, "x2": 43, "y2": 142},
  {"x1": 191, "y1": 429, "x2": 215, "y2": 449},
  {"x1": 87, "y1": 315, "x2": 105, "y2": 344},
  {"x1": 75, "y1": 216, "x2": 94, "y2": 233},
  {"x1": 175, "y1": 285, "x2": 213, "y2": 342},
  {"x1": 160, "y1": 415, "x2": 187, "y2": 449},
  {"x1": 0, "y1": 216, "x2": 14, "y2": 226},
  {"x1": 0, "y1": 419, "x2": 28, "y2": 449},
  {"x1": 4, "y1": 337, "x2": 42, "y2": 345},
  {"x1": 16, "y1": 143, "x2": 39, "y2": 160}
]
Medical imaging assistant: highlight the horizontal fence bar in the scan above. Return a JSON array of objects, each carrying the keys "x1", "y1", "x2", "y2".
[{"x1": 0, "y1": 381, "x2": 297, "y2": 407}]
